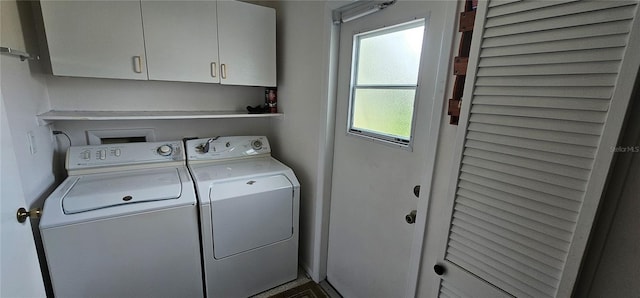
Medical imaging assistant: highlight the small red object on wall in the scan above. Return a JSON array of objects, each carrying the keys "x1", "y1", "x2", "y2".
[{"x1": 265, "y1": 88, "x2": 277, "y2": 113}]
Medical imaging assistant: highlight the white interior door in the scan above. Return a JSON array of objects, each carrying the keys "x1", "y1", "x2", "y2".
[
  {"x1": 327, "y1": 1, "x2": 453, "y2": 297},
  {"x1": 430, "y1": 1, "x2": 640, "y2": 297},
  {"x1": 0, "y1": 96, "x2": 46, "y2": 296}
]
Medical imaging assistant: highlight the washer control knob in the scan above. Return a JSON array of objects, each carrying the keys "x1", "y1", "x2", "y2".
[
  {"x1": 157, "y1": 145, "x2": 173, "y2": 156},
  {"x1": 251, "y1": 139, "x2": 263, "y2": 150}
]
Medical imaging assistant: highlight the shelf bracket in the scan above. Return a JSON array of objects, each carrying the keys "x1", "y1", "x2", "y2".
[
  {"x1": 37, "y1": 116, "x2": 52, "y2": 127},
  {"x1": 1, "y1": 46, "x2": 39, "y2": 61}
]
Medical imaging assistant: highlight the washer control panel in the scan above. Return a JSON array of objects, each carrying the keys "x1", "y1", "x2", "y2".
[
  {"x1": 186, "y1": 136, "x2": 270, "y2": 161},
  {"x1": 67, "y1": 141, "x2": 184, "y2": 170}
]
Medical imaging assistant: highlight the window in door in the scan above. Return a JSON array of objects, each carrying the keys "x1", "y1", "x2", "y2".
[{"x1": 348, "y1": 19, "x2": 425, "y2": 146}]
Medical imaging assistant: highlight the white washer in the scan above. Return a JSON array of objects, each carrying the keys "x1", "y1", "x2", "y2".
[
  {"x1": 186, "y1": 136, "x2": 300, "y2": 298},
  {"x1": 40, "y1": 141, "x2": 203, "y2": 298}
]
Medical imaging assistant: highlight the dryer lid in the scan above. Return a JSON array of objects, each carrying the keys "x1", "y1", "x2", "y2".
[{"x1": 62, "y1": 168, "x2": 182, "y2": 214}]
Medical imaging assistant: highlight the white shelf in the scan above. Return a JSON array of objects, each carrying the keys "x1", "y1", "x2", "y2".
[{"x1": 37, "y1": 110, "x2": 282, "y2": 125}]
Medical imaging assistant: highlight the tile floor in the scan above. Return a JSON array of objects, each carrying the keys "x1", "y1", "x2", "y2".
[
  {"x1": 251, "y1": 268, "x2": 341, "y2": 298},
  {"x1": 251, "y1": 268, "x2": 312, "y2": 298}
]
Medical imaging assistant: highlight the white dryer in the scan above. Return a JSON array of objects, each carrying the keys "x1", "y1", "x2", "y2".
[
  {"x1": 39, "y1": 141, "x2": 203, "y2": 298},
  {"x1": 186, "y1": 136, "x2": 300, "y2": 298}
]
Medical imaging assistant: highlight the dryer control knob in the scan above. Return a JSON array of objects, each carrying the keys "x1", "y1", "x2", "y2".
[
  {"x1": 251, "y1": 139, "x2": 263, "y2": 150},
  {"x1": 157, "y1": 145, "x2": 173, "y2": 156}
]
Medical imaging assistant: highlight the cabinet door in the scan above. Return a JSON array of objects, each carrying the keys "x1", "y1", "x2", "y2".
[
  {"x1": 40, "y1": 0, "x2": 147, "y2": 80},
  {"x1": 141, "y1": 0, "x2": 219, "y2": 83},
  {"x1": 217, "y1": 1, "x2": 276, "y2": 87}
]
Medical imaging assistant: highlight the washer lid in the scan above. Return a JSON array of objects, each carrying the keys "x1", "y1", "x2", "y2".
[{"x1": 62, "y1": 168, "x2": 182, "y2": 214}]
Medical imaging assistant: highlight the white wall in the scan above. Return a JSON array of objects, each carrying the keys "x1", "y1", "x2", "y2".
[
  {"x1": 1, "y1": 0, "x2": 55, "y2": 207},
  {"x1": 52, "y1": 118, "x2": 272, "y2": 153},
  {"x1": 266, "y1": 0, "x2": 330, "y2": 280},
  {"x1": 1, "y1": 0, "x2": 57, "y2": 295},
  {"x1": 45, "y1": 77, "x2": 271, "y2": 176},
  {"x1": 46, "y1": 76, "x2": 263, "y2": 112}
]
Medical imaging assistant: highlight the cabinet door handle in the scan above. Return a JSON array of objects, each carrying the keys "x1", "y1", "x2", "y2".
[
  {"x1": 133, "y1": 56, "x2": 142, "y2": 73},
  {"x1": 221, "y1": 63, "x2": 227, "y2": 79},
  {"x1": 211, "y1": 62, "x2": 217, "y2": 78}
]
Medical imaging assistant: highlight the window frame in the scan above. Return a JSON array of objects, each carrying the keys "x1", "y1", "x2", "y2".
[{"x1": 346, "y1": 18, "x2": 426, "y2": 148}]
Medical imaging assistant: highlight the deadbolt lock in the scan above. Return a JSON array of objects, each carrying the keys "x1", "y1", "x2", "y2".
[{"x1": 405, "y1": 210, "x2": 417, "y2": 224}]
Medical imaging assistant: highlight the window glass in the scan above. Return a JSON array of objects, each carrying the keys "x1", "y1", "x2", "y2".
[
  {"x1": 356, "y1": 25, "x2": 424, "y2": 85},
  {"x1": 349, "y1": 20, "x2": 425, "y2": 145},
  {"x1": 352, "y1": 89, "x2": 416, "y2": 139}
]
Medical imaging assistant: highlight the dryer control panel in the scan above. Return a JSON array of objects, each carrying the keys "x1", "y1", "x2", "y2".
[
  {"x1": 66, "y1": 141, "x2": 184, "y2": 170},
  {"x1": 186, "y1": 136, "x2": 270, "y2": 161}
]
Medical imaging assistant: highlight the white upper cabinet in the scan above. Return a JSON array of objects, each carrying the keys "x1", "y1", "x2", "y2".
[
  {"x1": 141, "y1": 0, "x2": 220, "y2": 83},
  {"x1": 40, "y1": 0, "x2": 276, "y2": 86},
  {"x1": 40, "y1": 0, "x2": 148, "y2": 80},
  {"x1": 217, "y1": 1, "x2": 277, "y2": 87}
]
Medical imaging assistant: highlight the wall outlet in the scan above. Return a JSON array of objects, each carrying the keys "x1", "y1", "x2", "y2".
[{"x1": 27, "y1": 131, "x2": 37, "y2": 155}]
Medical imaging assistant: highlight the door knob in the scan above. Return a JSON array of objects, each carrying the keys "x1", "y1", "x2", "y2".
[
  {"x1": 405, "y1": 210, "x2": 417, "y2": 224},
  {"x1": 434, "y1": 264, "x2": 445, "y2": 276},
  {"x1": 16, "y1": 207, "x2": 41, "y2": 223}
]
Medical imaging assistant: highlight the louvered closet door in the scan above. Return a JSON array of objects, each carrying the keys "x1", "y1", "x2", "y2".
[{"x1": 435, "y1": 1, "x2": 640, "y2": 297}]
